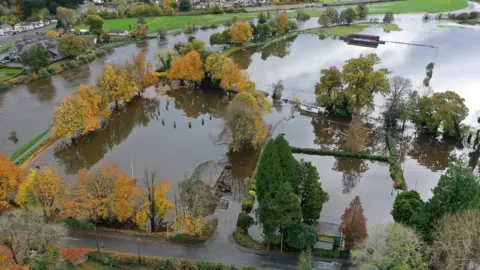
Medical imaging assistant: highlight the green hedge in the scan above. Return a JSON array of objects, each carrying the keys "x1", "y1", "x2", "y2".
[
  {"x1": 312, "y1": 248, "x2": 341, "y2": 258},
  {"x1": 10, "y1": 129, "x2": 50, "y2": 162},
  {"x1": 386, "y1": 131, "x2": 407, "y2": 190},
  {"x1": 232, "y1": 231, "x2": 266, "y2": 251},
  {"x1": 290, "y1": 146, "x2": 389, "y2": 162},
  {"x1": 87, "y1": 251, "x2": 256, "y2": 269},
  {"x1": 60, "y1": 217, "x2": 95, "y2": 229}
]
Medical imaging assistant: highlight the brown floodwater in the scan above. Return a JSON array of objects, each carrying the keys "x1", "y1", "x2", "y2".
[{"x1": 2, "y1": 16, "x2": 480, "y2": 226}]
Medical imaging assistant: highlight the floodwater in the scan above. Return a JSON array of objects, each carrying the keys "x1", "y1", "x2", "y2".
[{"x1": 1, "y1": 15, "x2": 480, "y2": 227}]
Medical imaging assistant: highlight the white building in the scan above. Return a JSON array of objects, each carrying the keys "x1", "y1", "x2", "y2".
[{"x1": 0, "y1": 24, "x2": 13, "y2": 36}]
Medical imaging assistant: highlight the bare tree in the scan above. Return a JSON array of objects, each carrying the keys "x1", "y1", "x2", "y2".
[
  {"x1": 144, "y1": 169, "x2": 158, "y2": 232},
  {"x1": 0, "y1": 208, "x2": 67, "y2": 264},
  {"x1": 384, "y1": 76, "x2": 413, "y2": 128},
  {"x1": 432, "y1": 210, "x2": 480, "y2": 270},
  {"x1": 352, "y1": 223, "x2": 428, "y2": 269}
]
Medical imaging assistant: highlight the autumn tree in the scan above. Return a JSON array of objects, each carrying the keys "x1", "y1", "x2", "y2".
[
  {"x1": 177, "y1": 39, "x2": 206, "y2": 56},
  {"x1": 15, "y1": 167, "x2": 66, "y2": 220},
  {"x1": 98, "y1": 64, "x2": 136, "y2": 106},
  {"x1": 432, "y1": 210, "x2": 480, "y2": 269},
  {"x1": 0, "y1": 208, "x2": 67, "y2": 265},
  {"x1": 58, "y1": 34, "x2": 91, "y2": 58},
  {"x1": 417, "y1": 91, "x2": 468, "y2": 136},
  {"x1": 341, "y1": 196, "x2": 368, "y2": 249},
  {"x1": 217, "y1": 91, "x2": 270, "y2": 152},
  {"x1": 220, "y1": 61, "x2": 245, "y2": 91},
  {"x1": 136, "y1": 24, "x2": 147, "y2": 39},
  {"x1": 53, "y1": 95, "x2": 89, "y2": 139},
  {"x1": 0, "y1": 154, "x2": 24, "y2": 210},
  {"x1": 166, "y1": 50, "x2": 204, "y2": 85},
  {"x1": 71, "y1": 164, "x2": 148, "y2": 227},
  {"x1": 205, "y1": 53, "x2": 229, "y2": 82},
  {"x1": 86, "y1": 14, "x2": 104, "y2": 36},
  {"x1": 319, "y1": 13, "x2": 331, "y2": 27},
  {"x1": 278, "y1": 12, "x2": 289, "y2": 34},
  {"x1": 125, "y1": 52, "x2": 159, "y2": 89},
  {"x1": 76, "y1": 84, "x2": 110, "y2": 128},
  {"x1": 315, "y1": 66, "x2": 343, "y2": 113},
  {"x1": 143, "y1": 170, "x2": 173, "y2": 232},
  {"x1": 229, "y1": 21, "x2": 253, "y2": 43}
]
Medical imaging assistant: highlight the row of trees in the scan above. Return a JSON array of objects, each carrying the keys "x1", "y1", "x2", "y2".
[
  {"x1": 352, "y1": 161, "x2": 480, "y2": 269},
  {"x1": 316, "y1": 54, "x2": 469, "y2": 138},
  {"x1": 53, "y1": 52, "x2": 159, "y2": 139},
  {"x1": 210, "y1": 12, "x2": 297, "y2": 45},
  {"x1": 255, "y1": 136, "x2": 329, "y2": 249}
]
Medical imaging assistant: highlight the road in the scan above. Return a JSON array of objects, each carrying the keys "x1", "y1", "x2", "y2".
[
  {"x1": 67, "y1": 230, "x2": 345, "y2": 269},
  {"x1": 0, "y1": 24, "x2": 56, "y2": 47}
]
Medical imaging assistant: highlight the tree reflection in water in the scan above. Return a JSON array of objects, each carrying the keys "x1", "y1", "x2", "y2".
[
  {"x1": 54, "y1": 96, "x2": 161, "y2": 174},
  {"x1": 408, "y1": 134, "x2": 458, "y2": 172},
  {"x1": 26, "y1": 76, "x2": 56, "y2": 103},
  {"x1": 225, "y1": 147, "x2": 260, "y2": 202},
  {"x1": 333, "y1": 157, "x2": 369, "y2": 194},
  {"x1": 260, "y1": 35, "x2": 298, "y2": 60},
  {"x1": 167, "y1": 88, "x2": 229, "y2": 119}
]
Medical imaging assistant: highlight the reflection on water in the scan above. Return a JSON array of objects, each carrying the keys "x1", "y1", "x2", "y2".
[
  {"x1": 26, "y1": 77, "x2": 56, "y2": 102},
  {"x1": 333, "y1": 157, "x2": 369, "y2": 194},
  {"x1": 408, "y1": 134, "x2": 459, "y2": 172},
  {"x1": 54, "y1": 96, "x2": 161, "y2": 174},
  {"x1": 167, "y1": 88, "x2": 229, "y2": 118}
]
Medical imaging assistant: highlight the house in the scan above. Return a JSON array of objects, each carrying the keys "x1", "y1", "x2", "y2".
[
  {"x1": 93, "y1": 0, "x2": 104, "y2": 4},
  {"x1": 0, "y1": 24, "x2": 13, "y2": 36},
  {"x1": 106, "y1": 29, "x2": 129, "y2": 36},
  {"x1": 9, "y1": 35, "x2": 65, "y2": 62},
  {"x1": 314, "y1": 221, "x2": 343, "y2": 250}
]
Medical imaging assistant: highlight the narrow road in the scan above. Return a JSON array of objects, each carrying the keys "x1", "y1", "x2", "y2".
[
  {"x1": 67, "y1": 205, "x2": 346, "y2": 270},
  {"x1": 67, "y1": 230, "x2": 341, "y2": 269},
  {"x1": 0, "y1": 24, "x2": 56, "y2": 46}
]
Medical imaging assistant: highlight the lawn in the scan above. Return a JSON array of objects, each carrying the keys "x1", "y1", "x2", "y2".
[
  {"x1": 79, "y1": 13, "x2": 261, "y2": 33},
  {"x1": 0, "y1": 67, "x2": 23, "y2": 82},
  {"x1": 77, "y1": 260, "x2": 119, "y2": 270},
  {"x1": 368, "y1": 0, "x2": 468, "y2": 14},
  {"x1": 305, "y1": 23, "x2": 401, "y2": 37}
]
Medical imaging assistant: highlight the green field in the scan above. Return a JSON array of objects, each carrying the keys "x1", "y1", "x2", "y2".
[
  {"x1": 79, "y1": 13, "x2": 261, "y2": 33},
  {"x1": 369, "y1": 0, "x2": 468, "y2": 14},
  {"x1": 0, "y1": 67, "x2": 23, "y2": 82},
  {"x1": 305, "y1": 23, "x2": 401, "y2": 37}
]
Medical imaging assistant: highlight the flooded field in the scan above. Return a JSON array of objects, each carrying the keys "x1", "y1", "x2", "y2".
[{"x1": 1, "y1": 15, "x2": 479, "y2": 227}]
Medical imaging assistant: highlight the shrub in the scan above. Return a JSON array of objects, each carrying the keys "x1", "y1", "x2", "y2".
[
  {"x1": 209, "y1": 24, "x2": 218, "y2": 29},
  {"x1": 296, "y1": 10, "x2": 310, "y2": 21},
  {"x1": 248, "y1": 190, "x2": 256, "y2": 197},
  {"x1": 209, "y1": 29, "x2": 230, "y2": 45},
  {"x1": 457, "y1": 12, "x2": 470, "y2": 20},
  {"x1": 183, "y1": 24, "x2": 197, "y2": 34},
  {"x1": 312, "y1": 248, "x2": 341, "y2": 258},
  {"x1": 37, "y1": 67, "x2": 50, "y2": 78},
  {"x1": 249, "y1": 183, "x2": 256, "y2": 191},
  {"x1": 103, "y1": 45, "x2": 114, "y2": 53},
  {"x1": 469, "y1": 11, "x2": 479, "y2": 19},
  {"x1": 232, "y1": 231, "x2": 265, "y2": 250},
  {"x1": 62, "y1": 217, "x2": 95, "y2": 229},
  {"x1": 200, "y1": 24, "x2": 210, "y2": 30},
  {"x1": 95, "y1": 48, "x2": 107, "y2": 57},
  {"x1": 241, "y1": 195, "x2": 254, "y2": 213},
  {"x1": 236, "y1": 213, "x2": 254, "y2": 233},
  {"x1": 170, "y1": 234, "x2": 206, "y2": 243}
]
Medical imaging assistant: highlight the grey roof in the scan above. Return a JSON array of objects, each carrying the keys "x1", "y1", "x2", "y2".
[{"x1": 314, "y1": 221, "x2": 342, "y2": 237}]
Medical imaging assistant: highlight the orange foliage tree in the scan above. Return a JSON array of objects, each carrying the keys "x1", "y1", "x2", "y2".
[
  {"x1": 71, "y1": 164, "x2": 148, "y2": 228},
  {"x1": 220, "y1": 62, "x2": 256, "y2": 92},
  {"x1": 340, "y1": 196, "x2": 368, "y2": 249},
  {"x1": 15, "y1": 167, "x2": 67, "y2": 219},
  {"x1": 143, "y1": 170, "x2": 173, "y2": 232},
  {"x1": 0, "y1": 154, "x2": 23, "y2": 210},
  {"x1": 53, "y1": 95, "x2": 89, "y2": 139},
  {"x1": 125, "y1": 52, "x2": 159, "y2": 89},
  {"x1": 76, "y1": 84, "x2": 110, "y2": 131},
  {"x1": 166, "y1": 50, "x2": 204, "y2": 84},
  {"x1": 229, "y1": 21, "x2": 253, "y2": 44}
]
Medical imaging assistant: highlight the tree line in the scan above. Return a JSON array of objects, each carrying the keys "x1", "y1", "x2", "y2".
[{"x1": 52, "y1": 52, "x2": 159, "y2": 140}]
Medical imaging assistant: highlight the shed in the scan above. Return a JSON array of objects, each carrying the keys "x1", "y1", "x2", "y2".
[{"x1": 313, "y1": 221, "x2": 343, "y2": 250}]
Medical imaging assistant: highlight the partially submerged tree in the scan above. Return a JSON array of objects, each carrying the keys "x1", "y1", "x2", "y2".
[
  {"x1": 57, "y1": 34, "x2": 91, "y2": 58},
  {"x1": 229, "y1": 21, "x2": 253, "y2": 43},
  {"x1": 383, "y1": 76, "x2": 413, "y2": 127},
  {"x1": 166, "y1": 50, "x2": 205, "y2": 85},
  {"x1": 143, "y1": 169, "x2": 173, "y2": 232}
]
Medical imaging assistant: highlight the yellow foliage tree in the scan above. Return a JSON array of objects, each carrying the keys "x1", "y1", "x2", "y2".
[
  {"x1": 166, "y1": 50, "x2": 204, "y2": 84},
  {"x1": 71, "y1": 164, "x2": 146, "y2": 227},
  {"x1": 126, "y1": 52, "x2": 159, "y2": 89},
  {"x1": 278, "y1": 12, "x2": 289, "y2": 34},
  {"x1": 76, "y1": 84, "x2": 110, "y2": 132},
  {"x1": 220, "y1": 62, "x2": 244, "y2": 91},
  {"x1": 0, "y1": 154, "x2": 24, "y2": 210},
  {"x1": 154, "y1": 180, "x2": 173, "y2": 219},
  {"x1": 229, "y1": 21, "x2": 253, "y2": 43},
  {"x1": 221, "y1": 91, "x2": 270, "y2": 151},
  {"x1": 136, "y1": 24, "x2": 147, "y2": 39},
  {"x1": 205, "y1": 53, "x2": 229, "y2": 81},
  {"x1": 46, "y1": 30, "x2": 57, "y2": 36},
  {"x1": 184, "y1": 215, "x2": 204, "y2": 236},
  {"x1": 98, "y1": 65, "x2": 136, "y2": 106},
  {"x1": 53, "y1": 95, "x2": 89, "y2": 139},
  {"x1": 16, "y1": 167, "x2": 67, "y2": 219}
]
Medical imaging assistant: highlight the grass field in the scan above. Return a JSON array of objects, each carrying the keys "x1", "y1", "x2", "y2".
[
  {"x1": 79, "y1": 13, "x2": 260, "y2": 33},
  {"x1": 10, "y1": 128, "x2": 50, "y2": 162},
  {"x1": 369, "y1": 0, "x2": 468, "y2": 14},
  {"x1": 0, "y1": 67, "x2": 23, "y2": 82},
  {"x1": 305, "y1": 23, "x2": 401, "y2": 37}
]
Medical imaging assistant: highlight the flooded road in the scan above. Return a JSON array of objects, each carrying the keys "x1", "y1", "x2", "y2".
[{"x1": 1, "y1": 15, "x2": 479, "y2": 227}]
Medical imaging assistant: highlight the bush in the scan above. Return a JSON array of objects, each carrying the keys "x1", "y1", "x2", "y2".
[
  {"x1": 290, "y1": 147, "x2": 389, "y2": 162},
  {"x1": 103, "y1": 45, "x2": 114, "y2": 53},
  {"x1": 209, "y1": 24, "x2": 218, "y2": 29},
  {"x1": 469, "y1": 11, "x2": 480, "y2": 19},
  {"x1": 62, "y1": 217, "x2": 95, "y2": 229},
  {"x1": 183, "y1": 24, "x2": 197, "y2": 34},
  {"x1": 312, "y1": 248, "x2": 341, "y2": 258},
  {"x1": 241, "y1": 195, "x2": 254, "y2": 213},
  {"x1": 209, "y1": 29, "x2": 230, "y2": 45},
  {"x1": 457, "y1": 12, "x2": 470, "y2": 20},
  {"x1": 200, "y1": 24, "x2": 210, "y2": 30},
  {"x1": 296, "y1": 10, "x2": 310, "y2": 21},
  {"x1": 236, "y1": 213, "x2": 254, "y2": 233},
  {"x1": 209, "y1": 4, "x2": 224, "y2": 14},
  {"x1": 170, "y1": 234, "x2": 206, "y2": 243},
  {"x1": 233, "y1": 231, "x2": 265, "y2": 250},
  {"x1": 249, "y1": 183, "x2": 256, "y2": 191},
  {"x1": 95, "y1": 48, "x2": 107, "y2": 57},
  {"x1": 37, "y1": 67, "x2": 50, "y2": 78}
]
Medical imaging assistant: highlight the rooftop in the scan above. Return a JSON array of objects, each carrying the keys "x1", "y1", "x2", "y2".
[{"x1": 314, "y1": 221, "x2": 342, "y2": 238}]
